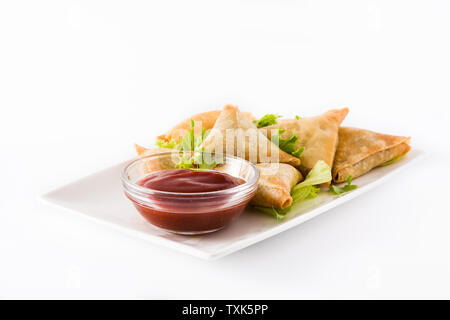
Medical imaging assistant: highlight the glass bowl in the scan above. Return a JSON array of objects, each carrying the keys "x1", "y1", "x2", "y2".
[{"x1": 121, "y1": 152, "x2": 259, "y2": 235}]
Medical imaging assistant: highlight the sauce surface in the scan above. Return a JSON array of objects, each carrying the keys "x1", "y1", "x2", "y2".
[
  {"x1": 137, "y1": 169, "x2": 244, "y2": 193},
  {"x1": 128, "y1": 169, "x2": 255, "y2": 234}
]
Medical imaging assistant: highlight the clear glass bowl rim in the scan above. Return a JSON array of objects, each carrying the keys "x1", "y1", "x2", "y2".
[{"x1": 121, "y1": 151, "x2": 260, "y2": 197}]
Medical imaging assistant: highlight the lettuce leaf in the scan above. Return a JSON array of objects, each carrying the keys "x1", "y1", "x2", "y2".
[
  {"x1": 254, "y1": 160, "x2": 332, "y2": 220},
  {"x1": 291, "y1": 185, "x2": 320, "y2": 203},
  {"x1": 155, "y1": 138, "x2": 178, "y2": 149},
  {"x1": 271, "y1": 129, "x2": 304, "y2": 158},
  {"x1": 295, "y1": 160, "x2": 332, "y2": 189},
  {"x1": 176, "y1": 120, "x2": 210, "y2": 151},
  {"x1": 169, "y1": 120, "x2": 216, "y2": 169},
  {"x1": 155, "y1": 120, "x2": 209, "y2": 152},
  {"x1": 252, "y1": 206, "x2": 288, "y2": 220},
  {"x1": 329, "y1": 175, "x2": 358, "y2": 195},
  {"x1": 253, "y1": 114, "x2": 281, "y2": 128},
  {"x1": 176, "y1": 152, "x2": 195, "y2": 169}
]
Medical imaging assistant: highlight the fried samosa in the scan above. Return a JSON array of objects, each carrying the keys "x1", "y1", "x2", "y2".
[
  {"x1": 157, "y1": 110, "x2": 255, "y2": 143},
  {"x1": 134, "y1": 144, "x2": 171, "y2": 157},
  {"x1": 200, "y1": 105, "x2": 301, "y2": 167},
  {"x1": 134, "y1": 144, "x2": 178, "y2": 173},
  {"x1": 261, "y1": 108, "x2": 349, "y2": 185},
  {"x1": 251, "y1": 163, "x2": 303, "y2": 209},
  {"x1": 332, "y1": 127, "x2": 411, "y2": 183}
]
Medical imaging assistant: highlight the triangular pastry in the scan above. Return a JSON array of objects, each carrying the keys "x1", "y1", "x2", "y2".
[
  {"x1": 332, "y1": 127, "x2": 411, "y2": 182},
  {"x1": 157, "y1": 110, "x2": 255, "y2": 143},
  {"x1": 251, "y1": 163, "x2": 303, "y2": 209},
  {"x1": 201, "y1": 105, "x2": 301, "y2": 167},
  {"x1": 262, "y1": 108, "x2": 349, "y2": 185}
]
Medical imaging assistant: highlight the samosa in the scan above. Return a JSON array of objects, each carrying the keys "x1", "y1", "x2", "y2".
[
  {"x1": 332, "y1": 127, "x2": 411, "y2": 183},
  {"x1": 251, "y1": 163, "x2": 303, "y2": 209},
  {"x1": 200, "y1": 105, "x2": 301, "y2": 167},
  {"x1": 157, "y1": 110, "x2": 255, "y2": 143},
  {"x1": 134, "y1": 144, "x2": 172, "y2": 157},
  {"x1": 134, "y1": 144, "x2": 178, "y2": 173},
  {"x1": 262, "y1": 108, "x2": 349, "y2": 184}
]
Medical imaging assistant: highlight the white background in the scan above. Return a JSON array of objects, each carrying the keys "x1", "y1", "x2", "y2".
[{"x1": 1, "y1": 0, "x2": 449, "y2": 299}]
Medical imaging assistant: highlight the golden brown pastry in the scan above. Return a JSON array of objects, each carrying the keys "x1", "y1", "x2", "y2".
[
  {"x1": 251, "y1": 163, "x2": 303, "y2": 209},
  {"x1": 332, "y1": 127, "x2": 411, "y2": 182},
  {"x1": 134, "y1": 144, "x2": 171, "y2": 157},
  {"x1": 261, "y1": 108, "x2": 349, "y2": 186},
  {"x1": 200, "y1": 105, "x2": 301, "y2": 167},
  {"x1": 157, "y1": 110, "x2": 255, "y2": 143},
  {"x1": 134, "y1": 144, "x2": 178, "y2": 173}
]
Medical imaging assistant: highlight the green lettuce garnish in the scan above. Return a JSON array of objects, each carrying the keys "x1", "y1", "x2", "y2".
[
  {"x1": 177, "y1": 120, "x2": 216, "y2": 169},
  {"x1": 295, "y1": 115, "x2": 301, "y2": 120},
  {"x1": 254, "y1": 160, "x2": 332, "y2": 220},
  {"x1": 253, "y1": 114, "x2": 281, "y2": 128},
  {"x1": 156, "y1": 119, "x2": 216, "y2": 169},
  {"x1": 254, "y1": 115, "x2": 305, "y2": 158},
  {"x1": 252, "y1": 206, "x2": 289, "y2": 220},
  {"x1": 296, "y1": 160, "x2": 332, "y2": 188},
  {"x1": 271, "y1": 129, "x2": 304, "y2": 158},
  {"x1": 155, "y1": 138, "x2": 178, "y2": 149},
  {"x1": 329, "y1": 175, "x2": 358, "y2": 195},
  {"x1": 176, "y1": 120, "x2": 208, "y2": 152}
]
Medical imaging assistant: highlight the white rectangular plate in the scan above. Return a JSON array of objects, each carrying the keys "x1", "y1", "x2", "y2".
[{"x1": 40, "y1": 149, "x2": 424, "y2": 260}]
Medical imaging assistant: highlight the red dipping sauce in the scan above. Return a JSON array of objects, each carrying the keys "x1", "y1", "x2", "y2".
[
  {"x1": 137, "y1": 169, "x2": 243, "y2": 193},
  {"x1": 128, "y1": 169, "x2": 255, "y2": 234}
]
